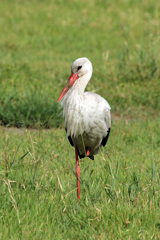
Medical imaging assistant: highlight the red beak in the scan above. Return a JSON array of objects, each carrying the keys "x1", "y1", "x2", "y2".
[{"x1": 57, "y1": 73, "x2": 79, "y2": 102}]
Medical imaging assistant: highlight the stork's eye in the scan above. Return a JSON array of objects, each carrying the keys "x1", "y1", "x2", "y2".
[{"x1": 77, "y1": 65, "x2": 82, "y2": 71}]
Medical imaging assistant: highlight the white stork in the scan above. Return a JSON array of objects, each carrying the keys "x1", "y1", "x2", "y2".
[{"x1": 57, "y1": 57, "x2": 111, "y2": 200}]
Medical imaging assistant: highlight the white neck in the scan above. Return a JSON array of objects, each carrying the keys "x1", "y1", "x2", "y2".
[
  {"x1": 73, "y1": 71, "x2": 92, "y2": 96},
  {"x1": 61, "y1": 71, "x2": 92, "y2": 106}
]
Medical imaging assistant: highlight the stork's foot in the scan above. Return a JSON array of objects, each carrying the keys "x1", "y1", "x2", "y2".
[
  {"x1": 86, "y1": 147, "x2": 94, "y2": 160},
  {"x1": 86, "y1": 147, "x2": 91, "y2": 156}
]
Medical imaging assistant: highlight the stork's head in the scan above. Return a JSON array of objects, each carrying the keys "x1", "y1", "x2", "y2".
[{"x1": 57, "y1": 57, "x2": 92, "y2": 102}]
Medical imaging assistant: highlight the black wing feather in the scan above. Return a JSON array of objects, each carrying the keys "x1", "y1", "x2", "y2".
[
  {"x1": 65, "y1": 128, "x2": 74, "y2": 146},
  {"x1": 101, "y1": 128, "x2": 111, "y2": 147},
  {"x1": 68, "y1": 136, "x2": 74, "y2": 147}
]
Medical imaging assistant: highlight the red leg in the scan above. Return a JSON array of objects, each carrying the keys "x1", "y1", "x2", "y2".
[
  {"x1": 86, "y1": 147, "x2": 91, "y2": 156},
  {"x1": 75, "y1": 147, "x2": 80, "y2": 200}
]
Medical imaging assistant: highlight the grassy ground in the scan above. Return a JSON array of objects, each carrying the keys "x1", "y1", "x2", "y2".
[
  {"x1": 0, "y1": 0, "x2": 160, "y2": 126},
  {"x1": 0, "y1": 119, "x2": 160, "y2": 239},
  {"x1": 0, "y1": 0, "x2": 160, "y2": 239}
]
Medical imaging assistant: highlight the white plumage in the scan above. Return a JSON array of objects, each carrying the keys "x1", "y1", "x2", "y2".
[{"x1": 58, "y1": 57, "x2": 111, "y2": 159}]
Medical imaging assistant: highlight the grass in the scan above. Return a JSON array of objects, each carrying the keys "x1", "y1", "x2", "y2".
[
  {"x1": 0, "y1": 0, "x2": 160, "y2": 239},
  {"x1": 0, "y1": 0, "x2": 160, "y2": 126},
  {"x1": 0, "y1": 118, "x2": 160, "y2": 239}
]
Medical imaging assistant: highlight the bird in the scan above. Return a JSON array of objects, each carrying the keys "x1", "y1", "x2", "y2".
[{"x1": 57, "y1": 57, "x2": 111, "y2": 200}]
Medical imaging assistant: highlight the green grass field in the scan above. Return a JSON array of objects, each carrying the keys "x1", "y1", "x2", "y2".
[{"x1": 0, "y1": 0, "x2": 160, "y2": 239}]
